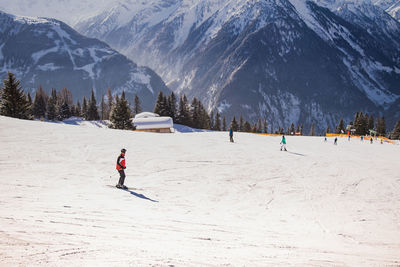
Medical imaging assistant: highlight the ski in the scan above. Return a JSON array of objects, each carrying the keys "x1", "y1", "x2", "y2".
[{"x1": 106, "y1": 185, "x2": 142, "y2": 191}]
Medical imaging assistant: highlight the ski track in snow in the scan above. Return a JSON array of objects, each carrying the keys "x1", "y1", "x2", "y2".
[{"x1": 0, "y1": 116, "x2": 399, "y2": 266}]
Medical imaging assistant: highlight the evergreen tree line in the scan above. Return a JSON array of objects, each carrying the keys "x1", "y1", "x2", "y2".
[
  {"x1": 333, "y1": 111, "x2": 389, "y2": 137},
  {"x1": 2, "y1": 72, "x2": 400, "y2": 139},
  {"x1": 154, "y1": 91, "x2": 306, "y2": 134},
  {"x1": 0, "y1": 72, "x2": 143, "y2": 129}
]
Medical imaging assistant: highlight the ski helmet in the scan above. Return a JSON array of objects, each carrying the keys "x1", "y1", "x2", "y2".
[{"x1": 121, "y1": 148, "x2": 127, "y2": 153}]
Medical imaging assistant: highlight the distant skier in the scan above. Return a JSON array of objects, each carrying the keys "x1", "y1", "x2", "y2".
[
  {"x1": 348, "y1": 135, "x2": 351, "y2": 141},
  {"x1": 370, "y1": 138, "x2": 373, "y2": 144},
  {"x1": 334, "y1": 137, "x2": 338, "y2": 145},
  {"x1": 324, "y1": 137, "x2": 327, "y2": 142},
  {"x1": 361, "y1": 136, "x2": 363, "y2": 142},
  {"x1": 116, "y1": 148, "x2": 127, "y2": 189},
  {"x1": 280, "y1": 135, "x2": 287, "y2": 151},
  {"x1": 229, "y1": 127, "x2": 234, "y2": 143}
]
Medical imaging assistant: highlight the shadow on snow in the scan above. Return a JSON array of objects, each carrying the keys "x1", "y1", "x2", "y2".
[
  {"x1": 286, "y1": 151, "x2": 306, "y2": 157},
  {"x1": 122, "y1": 188, "x2": 158, "y2": 202}
]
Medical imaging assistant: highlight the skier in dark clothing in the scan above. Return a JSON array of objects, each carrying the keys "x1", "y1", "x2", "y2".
[
  {"x1": 229, "y1": 128, "x2": 234, "y2": 143},
  {"x1": 116, "y1": 148, "x2": 127, "y2": 189},
  {"x1": 334, "y1": 137, "x2": 338, "y2": 145}
]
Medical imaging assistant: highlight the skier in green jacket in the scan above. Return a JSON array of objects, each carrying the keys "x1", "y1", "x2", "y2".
[{"x1": 280, "y1": 135, "x2": 287, "y2": 151}]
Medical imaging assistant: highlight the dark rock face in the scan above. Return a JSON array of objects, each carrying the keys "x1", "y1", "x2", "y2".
[
  {"x1": 0, "y1": 11, "x2": 170, "y2": 111},
  {"x1": 77, "y1": 0, "x2": 400, "y2": 131}
]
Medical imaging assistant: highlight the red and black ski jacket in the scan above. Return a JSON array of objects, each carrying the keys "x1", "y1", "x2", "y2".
[{"x1": 116, "y1": 154, "x2": 126, "y2": 171}]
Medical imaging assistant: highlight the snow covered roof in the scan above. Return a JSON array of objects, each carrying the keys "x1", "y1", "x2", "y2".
[
  {"x1": 133, "y1": 116, "x2": 173, "y2": 130},
  {"x1": 134, "y1": 112, "x2": 160, "y2": 119}
]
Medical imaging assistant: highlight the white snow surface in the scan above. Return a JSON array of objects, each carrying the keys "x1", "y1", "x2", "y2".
[{"x1": 0, "y1": 115, "x2": 400, "y2": 266}]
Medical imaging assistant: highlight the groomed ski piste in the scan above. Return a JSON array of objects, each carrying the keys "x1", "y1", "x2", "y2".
[{"x1": 0, "y1": 115, "x2": 399, "y2": 266}]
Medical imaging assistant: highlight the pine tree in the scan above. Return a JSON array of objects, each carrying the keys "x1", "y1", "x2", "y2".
[
  {"x1": 177, "y1": 95, "x2": 191, "y2": 126},
  {"x1": 57, "y1": 100, "x2": 71, "y2": 120},
  {"x1": 100, "y1": 95, "x2": 106, "y2": 120},
  {"x1": 190, "y1": 98, "x2": 199, "y2": 128},
  {"x1": 198, "y1": 102, "x2": 210, "y2": 129},
  {"x1": 167, "y1": 92, "x2": 177, "y2": 120},
  {"x1": 133, "y1": 94, "x2": 142, "y2": 116},
  {"x1": 290, "y1": 123, "x2": 295, "y2": 135},
  {"x1": 243, "y1": 121, "x2": 251, "y2": 132},
  {"x1": 326, "y1": 125, "x2": 331, "y2": 134},
  {"x1": 263, "y1": 118, "x2": 268, "y2": 134},
  {"x1": 391, "y1": 119, "x2": 400, "y2": 140},
  {"x1": 368, "y1": 115, "x2": 374, "y2": 132},
  {"x1": 209, "y1": 111, "x2": 214, "y2": 130},
  {"x1": 47, "y1": 89, "x2": 58, "y2": 120},
  {"x1": 162, "y1": 95, "x2": 169, "y2": 116},
  {"x1": 222, "y1": 116, "x2": 227, "y2": 131},
  {"x1": 86, "y1": 89, "x2": 100, "y2": 120},
  {"x1": 106, "y1": 88, "x2": 113, "y2": 120},
  {"x1": 300, "y1": 124, "x2": 303, "y2": 135},
  {"x1": 310, "y1": 123, "x2": 315, "y2": 136},
  {"x1": 376, "y1": 116, "x2": 386, "y2": 136},
  {"x1": 32, "y1": 86, "x2": 48, "y2": 119},
  {"x1": 70, "y1": 104, "x2": 77, "y2": 117},
  {"x1": 363, "y1": 114, "x2": 369, "y2": 135},
  {"x1": 257, "y1": 118, "x2": 262, "y2": 133},
  {"x1": 154, "y1": 92, "x2": 165, "y2": 116},
  {"x1": 239, "y1": 116, "x2": 244, "y2": 132},
  {"x1": 27, "y1": 92, "x2": 32, "y2": 106},
  {"x1": 356, "y1": 112, "x2": 368, "y2": 135},
  {"x1": 252, "y1": 123, "x2": 258, "y2": 133},
  {"x1": 202, "y1": 110, "x2": 211, "y2": 130},
  {"x1": 82, "y1": 97, "x2": 88, "y2": 120},
  {"x1": 58, "y1": 88, "x2": 73, "y2": 106},
  {"x1": 230, "y1": 116, "x2": 238, "y2": 131},
  {"x1": 214, "y1": 112, "x2": 221, "y2": 131},
  {"x1": 336, "y1": 118, "x2": 345, "y2": 134},
  {"x1": 26, "y1": 92, "x2": 33, "y2": 117},
  {"x1": 110, "y1": 91, "x2": 133, "y2": 129},
  {"x1": 0, "y1": 72, "x2": 30, "y2": 119},
  {"x1": 75, "y1": 101, "x2": 82, "y2": 118},
  {"x1": 354, "y1": 112, "x2": 369, "y2": 135},
  {"x1": 56, "y1": 88, "x2": 73, "y2": 121}
]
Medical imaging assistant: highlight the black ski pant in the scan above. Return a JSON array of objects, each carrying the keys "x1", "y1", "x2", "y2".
[{"x1": 118, "y1": 170, "x2": 126, "y2": 185}]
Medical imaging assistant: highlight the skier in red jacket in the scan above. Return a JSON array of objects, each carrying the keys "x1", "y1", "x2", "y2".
[{"x1": 116, "y1": 148, "x2": 127, "y2": 189}]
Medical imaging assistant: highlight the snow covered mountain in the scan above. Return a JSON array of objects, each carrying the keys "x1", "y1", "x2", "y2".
[
  {"x1": 0, "y1": 10, "x2": 170, "y2": 110},
  {"x1": 0, "y1": 0, "x2": 111, "y2": 25},
  {"x1": 373, "y1": 0, "x2": 400, "y2": 21},
  {"x1": 76, "y1": 0, "x2": 400, "y2": 131}
]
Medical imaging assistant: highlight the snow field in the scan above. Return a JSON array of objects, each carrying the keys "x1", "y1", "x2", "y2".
[{"x1": 0, "y1": 115, "x2": 399, "y2": 266}]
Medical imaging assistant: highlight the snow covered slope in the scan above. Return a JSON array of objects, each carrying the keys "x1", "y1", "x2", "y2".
[
  {"x1": 1, "y1": 115, "x2": 399, "y2": 265},
  {"x1": 76, "y1": 0, "x2": 400, "y2": 132},
  {"x1": 0, "y1": 10, "x2": 170, "y2": 109}
]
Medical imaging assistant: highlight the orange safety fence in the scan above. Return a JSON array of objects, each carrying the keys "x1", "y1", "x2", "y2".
[
  {"x1": 326, "y1": 133, "x2": 397, "y2": 144},
  {"x1": 252, "y1": 133, "x2": 287, "y2": 137},
  {"x1": 250, "y1": 132, "x2": 398, "y2": 144}
]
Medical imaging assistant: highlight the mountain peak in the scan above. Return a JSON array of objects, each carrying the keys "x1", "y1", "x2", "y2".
[{"x1": 0, "y1": 10, "x2": 170, "y2": 110}]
